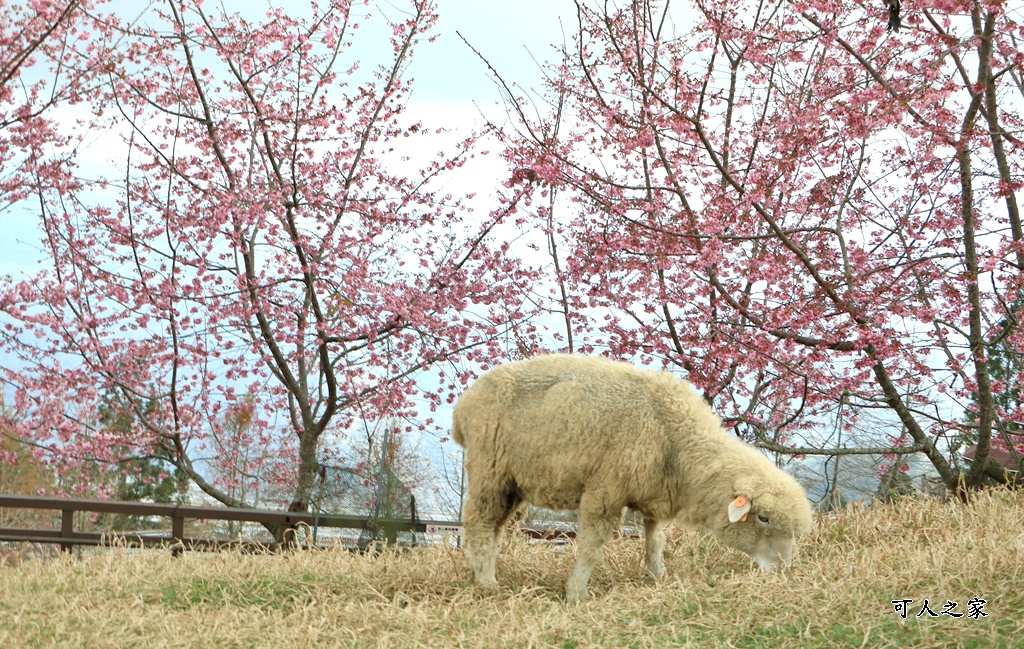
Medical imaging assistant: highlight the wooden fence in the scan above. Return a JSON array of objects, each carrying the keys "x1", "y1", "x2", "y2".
[
  {"x1": 0, "y1": 494, "x2": 452, "y2": 554},
  {"x1": 0, "y1": 494, "x2": 580, "y2": 556}
]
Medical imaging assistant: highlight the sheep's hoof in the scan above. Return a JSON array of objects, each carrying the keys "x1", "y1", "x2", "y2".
[
  {"x1": 564, "y1": 582, "x2": 589, "y2": 604},
  {"x1": 474, "y1": 579, "x2": 501, "y2": 595}
]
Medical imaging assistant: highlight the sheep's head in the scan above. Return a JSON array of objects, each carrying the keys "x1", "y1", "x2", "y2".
[{"x1": 712, "y1": 473, "x2": 813, "y2": 572}]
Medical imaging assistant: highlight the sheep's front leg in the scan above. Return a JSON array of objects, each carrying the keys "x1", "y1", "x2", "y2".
[
  {"x1": 463, "y1": 484, "x2": 523, "y2": 589},
  {"x1": 643, "y1": 517, "x2": 667, "y2": 580},
  {"x1": 463, "y1": 492, "x2": 502, "y2": 588},
  {"x1": 565, "y1": 494, "x2": 617, "y2": 603}
]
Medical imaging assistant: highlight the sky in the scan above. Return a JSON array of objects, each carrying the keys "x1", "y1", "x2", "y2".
[{"x1": 411, "y1": 0, "x2": 576, "y2": 104}]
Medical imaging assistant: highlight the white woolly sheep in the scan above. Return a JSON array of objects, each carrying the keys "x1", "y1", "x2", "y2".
[{"x1": 452, "y1": 354, "x2": 813, "y2": 602}]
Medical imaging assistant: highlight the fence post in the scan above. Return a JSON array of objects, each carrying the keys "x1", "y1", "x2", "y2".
[
  {"x1": 60, "y1": 508, "x2": 74, "y2": 554},
  {"x1": 409, "y1": 495, "x2": 418, "y2": 547},
  {"x1": 171, "y1": 514, "x2": 184, "y2": 558}
]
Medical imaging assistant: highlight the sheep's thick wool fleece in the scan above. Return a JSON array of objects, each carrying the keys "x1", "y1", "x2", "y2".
[{"x1": 452, "y1": 354, "x2": 812, "y2": 536}]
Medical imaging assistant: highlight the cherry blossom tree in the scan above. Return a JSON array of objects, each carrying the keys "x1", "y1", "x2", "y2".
[
  {"x1": 0, "y1": 0, "x2": 110, "y2": 225},
  {"x1": 0, "y1": 0, "x2": 535, "y2": 514},
  {"x1": 501, "y1": 0, "x2": 1024, "y2": 495},
  {"x1": 1, "y1": 0, "x2": 114, "y2": 474}
]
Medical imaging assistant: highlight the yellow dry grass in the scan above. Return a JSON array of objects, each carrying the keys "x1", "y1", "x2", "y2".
[{"x1": 1, "y1": 489, "x2": 1021, "y2": 648}]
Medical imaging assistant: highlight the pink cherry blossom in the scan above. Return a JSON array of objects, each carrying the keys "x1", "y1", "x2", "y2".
[
  {"x1": 500, "y1": 0, "x2": 1024, "y2": 497},
  {"x1": 0, "y1": 0, "x2": 538, "y2": 512}
]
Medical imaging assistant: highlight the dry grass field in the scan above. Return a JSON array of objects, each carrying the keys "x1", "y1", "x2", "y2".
[{"x1": 1, "y1": 489, "x2": 1022, "y2": 649}]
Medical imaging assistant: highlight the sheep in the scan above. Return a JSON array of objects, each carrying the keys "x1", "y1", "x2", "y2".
[{"x1": 451, "y1": 353, "x2": 813, "y2": 602}]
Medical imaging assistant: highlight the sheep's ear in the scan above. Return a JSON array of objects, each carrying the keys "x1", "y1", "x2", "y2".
[{"x1": 728, "y1": 495, "x2": 751, "y2": 523}]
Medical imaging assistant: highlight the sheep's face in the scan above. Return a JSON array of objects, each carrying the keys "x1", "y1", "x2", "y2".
[
  {"x1": 714, "y1": 490, "x2": 812, "y2": 572},
  {"x1": 747, "y1": 524, "x2": 798, "y2": 573}
]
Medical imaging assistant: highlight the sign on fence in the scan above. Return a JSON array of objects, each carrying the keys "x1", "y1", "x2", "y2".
[{"x1": 425, "y1": 523, "x2": 463, "y2": 535}]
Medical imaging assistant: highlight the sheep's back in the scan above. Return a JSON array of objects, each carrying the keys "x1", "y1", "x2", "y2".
[{"x1": 452, "y1": 355, "x2": 709, "y2": 506}]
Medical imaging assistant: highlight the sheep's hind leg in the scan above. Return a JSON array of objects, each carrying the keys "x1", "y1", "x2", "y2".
[
  {"x1": 643, "y1": 517, "x2": 667, "y2": 580},
  {"x1": 463, "y1": 485, "x2": 523, "y2": 589},
  {"x1": 565, "y1": 494, "x2": 618, "y2": 603}
]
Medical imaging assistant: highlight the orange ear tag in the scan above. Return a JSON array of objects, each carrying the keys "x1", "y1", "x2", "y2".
[{"x1": 728, "y1": 495, "x2": 751, "y2": 523}]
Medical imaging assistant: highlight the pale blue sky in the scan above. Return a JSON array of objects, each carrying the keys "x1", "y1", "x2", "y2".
[{"x1": 414, "y1": 0, "x2": 576, "y2": 102}]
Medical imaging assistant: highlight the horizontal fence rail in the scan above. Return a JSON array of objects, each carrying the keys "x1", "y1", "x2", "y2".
[
  {"x1": 0, "y1": 494, "x2": 587, "y2": 556},
  {"x1": 0, "y1": 494, "x2": 462, "y2": 554}
]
